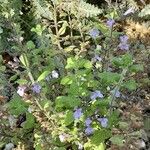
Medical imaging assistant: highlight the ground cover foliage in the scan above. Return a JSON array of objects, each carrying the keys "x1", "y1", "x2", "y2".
[{"x1": 0, "y1": 0, "x2": 150, "y2": 149}]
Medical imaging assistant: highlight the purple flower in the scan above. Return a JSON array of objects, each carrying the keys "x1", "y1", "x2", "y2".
[
  {"x1": 32, "y1": 83, "x2": 41, "y2": 94},
  {"x1": 123, "y1": 7, "x2": 135, "y2": 16},
  {"x1": 17, "y1": 85, "x2": 26, "y2": 97},
  {"x1": 97, "y1": 117, "x2": 108, "y2": 128},
  {"x1": 120, "y1": 35, "x2": 128, "y2": 43},
  {"x1": 118, "y1": 43, "x2": 129, "y2": 50},
  {"x1": 115, "y1": 90, "x2": 121, "y2": 98},
  {"x1": 90, "y1": 90, "x2": 104, "y2": 100},
  {"x1": 118, "y1": 35, "x2": 129, "y2": 50},
  {"x1": 73, "y1": 108, "x2": 83, "y2": 120},
  {"x1": 85, "y1": 126, "x2": 94, "y2": 135},
  {"x1": 89, "y1": 28, "x2": 100, "y2": 39},
  {"x1": 106, "y1": 19, "x2": 115, "y2": 28},
  {"x1": 85, "y1": 117, "x2": 92, "y2": 127}
]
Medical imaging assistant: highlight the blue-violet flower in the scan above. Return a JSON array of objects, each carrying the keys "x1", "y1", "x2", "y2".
[
  {"x1": 97, "y1": 117, "x2": 108, "y2": 128},
  {"x1": 85, "y1": 126, "x2": 94, "y2": 135},
  {"x1": 85, "y1": 117, "x2": 92, "y2": 127},
  {"x1": 89, "y1": 28, "x2": 100, "y2": 39},
  {"x1": 106, "y1": 19, "x2": 115, "y2": 28},
  {"x1": 90, "y1": 90, "x2": 104, "y2": 100},
  {"x1": 32, "y1": 83, "x2": 41, "y2": 94},
  {"x1": 73, "y1": 108, "x2": 83, "y2": 120}
]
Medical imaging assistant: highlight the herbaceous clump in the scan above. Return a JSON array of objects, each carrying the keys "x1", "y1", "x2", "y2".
[{"x1": 0, "y1": 0, "x2": 149, "y2": 149}]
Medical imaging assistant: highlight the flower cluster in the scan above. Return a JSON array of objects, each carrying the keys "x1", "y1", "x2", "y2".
[
  {"x1": 118, "y1": 35, "x2": 129, "y2": 50},
  {"x1": 85, "y1": 117, "x2": 94, "y2": 135}
]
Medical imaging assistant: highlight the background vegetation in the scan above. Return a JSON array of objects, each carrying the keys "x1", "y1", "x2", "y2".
[{"x1": 0, "y1": 0, "x2": 150, "y2": 149}]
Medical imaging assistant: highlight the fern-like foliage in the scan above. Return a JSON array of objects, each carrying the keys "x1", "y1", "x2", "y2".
[
  {"x1": 78, "y1": 0, "x2": 103, "y2": 17},
  {"x1": 139, "y1": 4, "x2": 150, "y2": 18},
  {"x1": 59, "y1": 0, "x2": 103, "y2": 18},
  {"x1": 31, "y1": 0, "x2": 53, "y2": 20},
  {"x1": 126, "y1": 0, "x2": 139, "y2": 10}
]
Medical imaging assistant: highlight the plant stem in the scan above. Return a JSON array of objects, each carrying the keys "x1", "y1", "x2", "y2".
[
  {"x1": 109, "y1": 68, "x2": 128, "y2": 114},
  {"x1": 53, "y1": 5, "x2": 62, "y2": 50}
]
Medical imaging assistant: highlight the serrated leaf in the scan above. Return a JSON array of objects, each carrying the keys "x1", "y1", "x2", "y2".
[
  {"x1": 8, "y1": 94, "x2": 29, "y2": 115},
  {"x1": 84, "y1": 60, "x2": 92, "y2": 69},
  {"x1": 100, "y1": 72, "x2": 120, "y2": 85},
  {"x1": 65, "y1": 57, "x2": 76, "y2": 69},
  {"x1": 90, "y1": 129, "x2": 112, "y2": 145},
  {"x1": 123, "y1": 79, "x2": 137, "y2": 91},
  {"x1": 0, "y1": 66, "x2": 6, "y2": 71},
  {"x1": 129, "y1": 64, "x2": 144, "y2": 72},
  {"x1": 23, "y1": 113, "x2": 35, "y2": 129},
  {"x1": 110, "y1": 135, "x2": 124, "y2": 146},
  {"x1": 55, "y1": 96, "x2": 81, "y2": 110},
  {"x1": 139, "y1": 4, "x2": 150, "y2": 17},
  {"x1": 64, "y1": 110, "x2": 74, "y2": 126},
  {"x1": 26, "y1": 41, "x2": 35, "y2": 49},
  {"x1": 37, "y1": 70, "x2": 50, "y2": 82}
]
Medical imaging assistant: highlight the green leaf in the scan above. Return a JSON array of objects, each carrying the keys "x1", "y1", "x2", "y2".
[
  {"x1": 31, "y1": 24, "x2": 44, "y2": 36},
  {"x1": 40, "y1": 100, "x2": 52, "y2": 111},
  {"x1": 139, "y1": 4, "x2": 150, "y2": 18},
  {"x1": 100, "y1": 72, "x2": 120, "y2": 85},
  {"x1": 0, "y1": 66, "x2": 6, "y2": 71},
  {"x1": 9, "y1": 74, "x2": 18, "y2": 81},
  {"x1": 61, "y1": 76, "x2": 73, "y2": 85},
  {"x1": 26, "y1": 41, "x2": 35, "y2": 49},
  {"x1": 112, "y1": 53, "x2": 133, "y2": 68},
  {"x1": 119, "y1": 121, "x2": 129, "y2": 129},
  {"x1": 23, "y1": 113, "x2": 35, "y2": 129},
  {"x1": 64, "y1": 46, "x2": 76, "y2": 52},
  {"x1": 64, "y1": 110, "x2": 74, "y2": 126},
  {"x1": 37, "y1": 70, "x2": 51, "y2": 82},
  {"x1": 19, "y1": 53, "x2": 29, "y2": 68},
  {"x1": 84, "y1": 60, "x2": 92, "y2": 69},
  {"x1": 90, "y1": 129, "x2": 112, "y2": 145},
  {"x1": 123, "y1": 79, "x2": 137, "y2": 91},
  {"x1": 8, "y1": 94, "x2": 29, "y2": 115},
  {"x1": 65, "y1": 57, "x2": 76, "y2": 69},
  {"x1": 109, "y1": 135, "x2": 124, "y2": 146},
  {"x1": 58, "y1": 21, "x2": 68, "y2": 35},
  {"x1": 129, "y1": 64, "x2": 144, "y2": 73},
  {"x1": 55, "y1": 96, "x2": 81, "y2": 110},
  {"x1": 16, "y1": 79, "x2": 28, "y2": 85}
]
